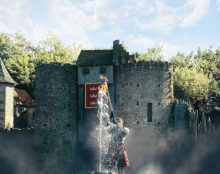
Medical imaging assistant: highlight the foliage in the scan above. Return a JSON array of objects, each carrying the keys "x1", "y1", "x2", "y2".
[
  {"x1": 0, "y1": 32, "x2": 82, "y2": 89},
  {"x1": 0, "y1": 33, "x2": 36, "y2": 85},
  {"x1": 173, "y1": 67, "x2": 211, "y2": 100},
  {"x1": 36, "y1": 33, "x2": 81, "y2": 64},
  {"x1": 137, "y1": 47, "x2": 163, "y2": 61},
  {"x1": 0, "y1": 33, "x2": 15, "y2": 61},
  {"x1": 171, "y1": 47, "x2": 220, "y2": 108}
]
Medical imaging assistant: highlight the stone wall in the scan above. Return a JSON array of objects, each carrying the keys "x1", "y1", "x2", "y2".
[
  {"x1": 35, "y1": 63, "x2": 78, "y2": 174},
  {"x1": 114, "y1": 61, "x2": 174, "y2": 174},
  {"x1": 114, "y1": 61, "x2": 173, "y2": 128}
]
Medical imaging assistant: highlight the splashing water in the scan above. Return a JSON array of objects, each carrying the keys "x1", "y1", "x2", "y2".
[{"x1": 96, "y1": 90, "x2": 113, "y2": 172}]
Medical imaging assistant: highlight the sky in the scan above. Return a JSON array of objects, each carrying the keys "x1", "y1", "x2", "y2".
[{"x1": 0, "y1": 0, "x2": 220, "y2": 59}]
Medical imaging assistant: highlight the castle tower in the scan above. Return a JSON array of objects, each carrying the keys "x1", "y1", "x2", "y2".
[
  {"x1": 34, "y1": 40, "x2": 174, "y2": 173},
  {"x1": 0, "y1": 59, "x2": 16, "y2": 129}
]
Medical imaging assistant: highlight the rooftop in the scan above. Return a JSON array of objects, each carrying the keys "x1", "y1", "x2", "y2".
[
  {"x1": 77, "y1": 50, "x2": 113, "y2": 66},
  {"x1": 0, "y1": 58, "x2": 17, "y2": 84},
  {"x1": 14, "y1": 88, "x2": 34, "y2": 106}
]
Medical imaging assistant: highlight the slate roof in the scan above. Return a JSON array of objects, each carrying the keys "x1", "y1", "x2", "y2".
[
  {"x1": 0, "y1": 58, "x2": 17, "y2": 84},
  {"x1": 14, "y1": 88, "x2": 34, "y2": 106},
  {"x1": 77, "y1": 50, "x2": 113, "y2": 66}
]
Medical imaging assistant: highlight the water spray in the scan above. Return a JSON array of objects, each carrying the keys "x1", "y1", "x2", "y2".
[{"x1": 96, "y1": 75, "x2": 115, "y2": 173}]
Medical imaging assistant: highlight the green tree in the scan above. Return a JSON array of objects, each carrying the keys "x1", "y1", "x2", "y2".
[
  {"x1": 173, "y1": 67, "x2": 211, "y2": 101},
  {"x1": 0, "y1": 32, "x2": 36, "y2": 86},
  {"x1": 0, "y1": 33, "x2": 16, "y2": 61},
  {"x1": 171, "y1": 52, "x2": 194, "y2": 69},
  {"x1": 0, "y1": 32, "x2": 84, "y2": 90},
  {"x1": 37, "y1": 33, "x2": 81, "y2": 64},
  {"x1": 137, "y1": 47, "x2": 163, "y2": 61},
  {"x1": 171, "y1": 48, "x2": 220, "y2": 109}
]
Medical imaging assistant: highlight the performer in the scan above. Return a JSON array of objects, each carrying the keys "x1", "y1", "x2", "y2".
[{"x1": 104, "y1": 116, "x2": 130, "y2": 174}]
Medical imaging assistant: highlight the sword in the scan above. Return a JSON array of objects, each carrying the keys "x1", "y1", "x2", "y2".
[{"x1": 99, "y1": 74, "x2": 116, "y2": 124}]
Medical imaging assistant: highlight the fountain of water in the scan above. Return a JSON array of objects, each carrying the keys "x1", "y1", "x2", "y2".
[
  {"x1": 93, "y1": 89, "x2": 113, "y2": 173},
  {"x1": 97, "y1": 90, "x2": 109, "y2": 171}
]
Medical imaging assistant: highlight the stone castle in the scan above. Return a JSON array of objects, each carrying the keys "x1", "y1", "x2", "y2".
[{"x1": 35, "y1": 40, "x2": 174, "y2": 173}]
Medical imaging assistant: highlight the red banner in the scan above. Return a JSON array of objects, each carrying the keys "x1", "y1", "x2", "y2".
[{"x1": 85, "y1": 83, "x2": 100, "y2": 108}]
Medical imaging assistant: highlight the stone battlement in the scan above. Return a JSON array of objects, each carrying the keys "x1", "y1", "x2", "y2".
[{"x1": 116, "y1": 60, "x2": 172, "y2": 72}]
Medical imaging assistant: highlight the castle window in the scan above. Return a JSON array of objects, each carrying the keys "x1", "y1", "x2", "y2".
[
  {"x1": 136, "y1": 102, "x2": 139, "y2": 105},
  {"x1": 43, "y1": 140, "x2": 48, "y2": 144},
  {"x1": 147, "y1": 103, "x2": 152, "y2": 122},
  {"x1": 121, "y1": 103, "x2": 124, "y2": 107},
  {"x1": 82, "y1": 67, "x2": 89, "y2": 74},
  {"x1": 66, "y1": 123, "x2": 71, "y2": 128},
  {"x1": 32, "y1": 112, "x2": 35, "y2": 120},
  {"x1": 137, "y1": 83, "x2": 140, "y2": 87},
  {"x1": 100, "y1": 66, "x2": 107, "y2": 74}
]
